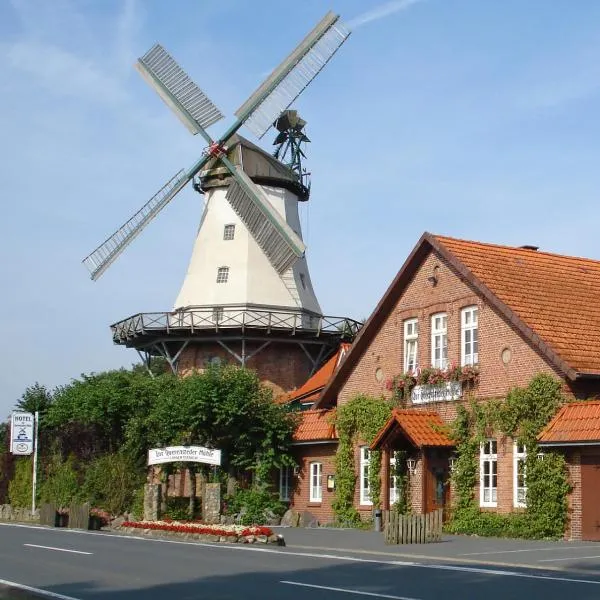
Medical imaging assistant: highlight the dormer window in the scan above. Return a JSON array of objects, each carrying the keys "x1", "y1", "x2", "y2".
[
  {"x1": 223, "y1": 224, "x2": 235, "y2": 240},
  {"x1": 216, "y1": 267, "x2": 229, "y2": 283}
]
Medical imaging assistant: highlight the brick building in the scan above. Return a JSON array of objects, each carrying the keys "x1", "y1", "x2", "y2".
[{"x1": 283, "y1": 232, "x2": 600, "y2": 540}]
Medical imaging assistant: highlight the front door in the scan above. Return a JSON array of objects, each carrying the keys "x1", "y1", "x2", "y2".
[
  {"x1": 582, "y1": 455, "x2": 600, "y2": 541},
  {"x1": 424, "y1": 449, "x2": 450, "y2": 514}
]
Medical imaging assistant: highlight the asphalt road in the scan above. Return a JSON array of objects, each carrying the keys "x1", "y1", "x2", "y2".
[{"x1": 1, "y1": 523, "x2": 600, "y2": 599}]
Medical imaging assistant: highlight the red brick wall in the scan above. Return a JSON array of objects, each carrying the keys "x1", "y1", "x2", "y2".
[
  {"x1": 290, "y1": 444, "x2": 337, "y2": 524},
  {"x1": 178, "y1": 341, "x2": 313, "y2": 396}
]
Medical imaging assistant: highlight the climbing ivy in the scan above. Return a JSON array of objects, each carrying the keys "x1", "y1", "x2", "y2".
[
  {"x1": 333, "y1": 395, "x2": 392, "y2": 524},
  {"x1": 446, "y1": 373, "x2": 570, "y2": 539}
]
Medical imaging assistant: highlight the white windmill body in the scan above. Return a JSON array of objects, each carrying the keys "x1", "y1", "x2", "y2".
[{"x1": 174, "y1": 137, "x2": 321, "y2": 319}]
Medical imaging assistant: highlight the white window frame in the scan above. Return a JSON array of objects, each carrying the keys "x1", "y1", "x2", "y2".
[
  {"x1": 216, "y1": 266, "x2": 229, "y2": 283},
  {"x1": 513, "y1": 443, "x2": 527, "y2": 508},
  {"x1": 360, "y1": 446, "x2": 372, "y2": 505},
  {"x1": 461, "y1": 306, "x2": 479, "y2": 366},
  {"x1": 223, "y1": 224, "x2": 236, "y2": 240},
  {"x1": 431, "y1": 313, "x2": 448, "y2": 369},
  {"x1": 389, "y1": 453, "x2": 399, "y2": 505},
  {"x1": 403, "y1": 319, "x2": 419, "y2": 373},
  {"x1": 279, "y1": 466, "x2": 291, "y2": 502},
  {"x1": 309, "y1": 462, "x2": 322, "y2": 503},
  {"x1": 480, "y1": 439, "x2": 498, "y2": 507}
]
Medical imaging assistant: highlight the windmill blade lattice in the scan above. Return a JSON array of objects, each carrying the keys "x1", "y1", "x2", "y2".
[
  {"x1": 136, "y1": 44, "x2": 224, "y2": 135},
  {"x1": 236, "y1": 12, "x2": 350, "y2": 139},
  {"x1": 82, "y1": 170, "x2": 190, "y2": 280}
]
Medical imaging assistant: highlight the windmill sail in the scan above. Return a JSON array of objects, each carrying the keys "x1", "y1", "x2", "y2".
[
  {"x1": 82, "y1": 170, "x2": 191, "y2": 280},
  {"x1": 236, "y1": 11, "x2": 350, "y2": 139},
  {"x1": 136, "y1": 44, "x2": 224, "y2": 135},
  {"x1": 224, "y1": 162, "x2": 305, "y2": 274}
]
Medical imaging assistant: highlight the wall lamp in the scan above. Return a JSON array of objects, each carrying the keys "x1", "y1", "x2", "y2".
[
  {"x1": 406, "y1": 458, "x2": 417, "y2": 475},
  {"x1": 449, "y1": 454, "x2": 458, "y2": 472}
]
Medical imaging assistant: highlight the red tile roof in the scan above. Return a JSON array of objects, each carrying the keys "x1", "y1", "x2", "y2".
[
  {"x1": 371, "y1": 409, "x2": 454, "y2": 450},
  {"x1": 285, "y1": 344, "x2": 350, "y2": 404},
  {"x1": 538, "y1": 401, "x2": 600, "y2": 445},
  {"x1": 434, "y1": 235, "x2": 600, "y2": 376},
  {"x1": 293, "y1": 409, "x2": 337, "y2": 442}
]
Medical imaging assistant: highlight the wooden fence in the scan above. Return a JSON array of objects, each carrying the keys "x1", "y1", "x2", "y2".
[
  {"x1": 39, "y1": 503, "x2": 57, "y2": 526},
  {"x1": 384, "y1": 509, "x2": 443, "y2": 544},
  {"x1": 68, "y1": 502, "x2": 91, "y2": 529}
]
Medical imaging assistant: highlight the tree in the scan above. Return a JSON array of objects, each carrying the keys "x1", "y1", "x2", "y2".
[{"x1": 16, "y1": 383, "x2": 53, "y2": 416}]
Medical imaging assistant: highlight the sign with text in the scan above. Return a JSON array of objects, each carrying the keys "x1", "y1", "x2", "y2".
[
  {"x1": 411, "y1": 381, "x2": 462, "y2": 405},
  {"x1": 10, "y1": 412, "x2": 34, "y2": 455},
  {"x1": 148, "y1": 445, "x2": 222, "y2": 467}
]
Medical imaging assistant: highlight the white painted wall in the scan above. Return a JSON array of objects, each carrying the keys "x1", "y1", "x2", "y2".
[{"x1": 174, "y1": 183, "x2": 322, "y2": 316}]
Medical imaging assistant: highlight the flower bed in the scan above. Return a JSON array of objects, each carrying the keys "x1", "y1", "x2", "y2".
[{"x1": 118, "y1": 520, "x2": 278, "y2": 544}]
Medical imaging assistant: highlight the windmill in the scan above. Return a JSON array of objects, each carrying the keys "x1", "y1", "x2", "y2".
[{"x1": 83, "y1": 12, "x2": 361, "y2": 393}]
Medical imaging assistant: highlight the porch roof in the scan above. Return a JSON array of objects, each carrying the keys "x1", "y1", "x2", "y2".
[
  {"x1": 293, "y1": 409, "x2": 337, "y2": 443},
  {"x1": 538, "y1": 400, "x2": 600, "y2": 445},
  {"x1": 370, "y1": 409, "x2": 454, "y2": 450}
]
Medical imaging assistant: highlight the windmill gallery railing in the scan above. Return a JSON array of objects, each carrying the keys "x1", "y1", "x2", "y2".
[{"x1": 111, "y1": 306, "x2": 362, "y2": 344}]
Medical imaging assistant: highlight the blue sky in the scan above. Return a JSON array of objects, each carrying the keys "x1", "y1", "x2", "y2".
[{"x1": 2, "y1": 0, "x2": 600, "y2": 416}]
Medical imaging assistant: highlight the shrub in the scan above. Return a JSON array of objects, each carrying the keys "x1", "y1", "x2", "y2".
[
  {"x1": 8, "y1": 457, "x2": 33, "y2": 508},
  {"x1": 81, "y1": 453, "x2": 144, "y2": 515},
  {"x1": 164, "y1": 497, "x2": 195, "y2": 521},
  {"x1": 39, "y1": 454, "x2": 80, "y2": 509},
  {"x1": 224, "y1": 486, "x2": 286, "y2": 525}
]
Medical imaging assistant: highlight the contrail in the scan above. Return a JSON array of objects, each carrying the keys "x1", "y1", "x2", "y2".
[{"x1": 347, "y1": 0, "x2": 425, "y2": 30}]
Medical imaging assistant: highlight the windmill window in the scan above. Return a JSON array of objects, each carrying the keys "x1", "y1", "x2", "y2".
[
  {"x1": 216, "y1": 267, "x2": 229, "y2": 284},
  {"x1": 223, "y1": 224, "x2": 235, "y2": 241},
  {"x1": 300, "y1": 273, "x2": 306, "y2": 289}
]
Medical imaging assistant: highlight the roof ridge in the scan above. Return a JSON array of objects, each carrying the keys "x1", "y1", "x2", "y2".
[{"x1": 433, "y1": 234, "x2": 600, "y2": 266}]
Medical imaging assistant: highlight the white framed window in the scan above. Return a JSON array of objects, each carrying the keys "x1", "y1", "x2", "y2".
[
  {"x1": 309, "y1": 462, "x2": 322, "y2": 503},
  {"x1": 461, "y1": 306, "x2": 479, "y2": 366},
  {"x1": 360, "y1": 447, "x2": 372, "y2": 505},
  {"x1": 513, "y1": 443, "x2": 527, "y2": 508},
  {"x1": 389, "y1": 453, "x2": 399, "y2": 505},
  {"x1": 431, "y1": 313, "x2": 448, "y2": 369},
  {"x1": 480, "y1": 439, "x2": 498, "y2": 507},
  {"x1": 403, "y1": 319, "x2": 419, "y2": 373},
  {"x1": 223, "y1": 224, "x2": 235, "y2": 240},
  {"x1": 279, "y1": 466, "x2": 291, "y2": 502},
  {"x1": 216, "y1": 266, "x2": 229, "y2": 283}
]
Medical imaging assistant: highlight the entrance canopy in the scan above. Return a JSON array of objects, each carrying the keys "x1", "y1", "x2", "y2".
[{"x1": 370, "y1": 409, "x2": 454, "y2": 451}]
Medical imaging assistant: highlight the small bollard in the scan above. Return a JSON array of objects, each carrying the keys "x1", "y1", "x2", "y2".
[{"x1": 374, "y1": 509, "x2": 382, "y2": 532}]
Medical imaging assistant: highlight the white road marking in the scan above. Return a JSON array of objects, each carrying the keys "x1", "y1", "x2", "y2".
[
  {"x1": 24, "y1": 543, "x2": 92, "y2": 555},
  {"x1": 460, "y1": 546, "x2": 599, "y2": 556},
  {"x1": 281, "y1": 581, "x2": 420, "y2": 599},
  {"x1": 0, "y1": 577, "x2": 82, "y2": 600},
  {"x1": 539, "y1": 555, "x2": 600, "y2": 563}
]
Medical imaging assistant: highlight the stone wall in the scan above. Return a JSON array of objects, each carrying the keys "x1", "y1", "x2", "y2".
[{"x1": 0, "y1": 504, "x2": 39, "y2": 522}]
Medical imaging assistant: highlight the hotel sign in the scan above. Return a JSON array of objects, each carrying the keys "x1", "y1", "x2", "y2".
[
  {"x1": 411, "y1": 381, "x2": 462, "y2": 405},
  {"x1": 10, "y1": 412, "x2": 34, "y2": 455},
  {"x1": 148, "y1": 445, "x2": 222, "y2": 466}
]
